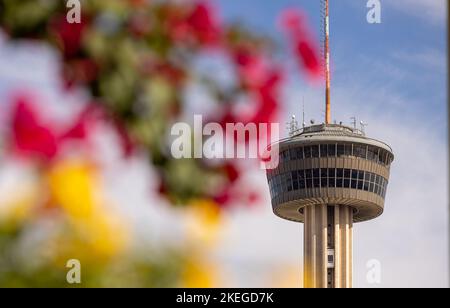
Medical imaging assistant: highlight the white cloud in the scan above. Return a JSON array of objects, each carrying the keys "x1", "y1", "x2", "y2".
[
  {"x1": 387, "y1": 0, "x2": 447, "y2": 25},
  {"x1": 392, "y1": 48, "x2": 447, "y2": 73}
]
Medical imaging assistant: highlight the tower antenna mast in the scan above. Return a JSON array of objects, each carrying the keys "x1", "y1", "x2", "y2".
[
  {"x1": 302, "y1": 97, "x2": 306, "y2": 128},
  {"x1": 324, "y1": 0, "x2": 331, "y2": 124}
]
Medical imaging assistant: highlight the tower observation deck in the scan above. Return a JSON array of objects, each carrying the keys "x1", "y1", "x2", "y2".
[
  {"x1": 266, "y1": 124, "x2": 394, "y2": 288},
  {"x1": 265, "y1": 0, "x2": 394, "y2": 288}
]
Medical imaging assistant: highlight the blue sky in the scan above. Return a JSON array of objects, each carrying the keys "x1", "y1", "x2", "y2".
[{"x1": 217, "y1": 0, "x2": 447, "y2": 137}]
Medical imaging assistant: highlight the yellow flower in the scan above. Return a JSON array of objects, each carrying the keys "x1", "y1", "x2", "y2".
[
  {"x1": 185, "y1": 199, "x2": 222, "y2": 246},
  {"x1": 46, "y1": 159, "x2": 129, "y2": 260},
  {"x1": 46, "y1": 160, "x2": 99, "y2": 220},
  {"x1": 181, "y1": 257, "x2": 219, "y2": 288}
]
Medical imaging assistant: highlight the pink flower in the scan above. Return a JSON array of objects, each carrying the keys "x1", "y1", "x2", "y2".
[
  {"x1": 11, "y1": 96, "x2": 58, "y2": 161},
  {"x1": 248, "y1": 69, "x2": 283, "y2": 125},
  {"x1": 233, "y1": 47, "x2": 269, "y2": 89},
  {"x1": 169, "y1": 1, "x2": 222, "y2": 46},
  {"x1": 187, "y1": 2, "x2": 221, "y2": 45},
  {"x1": 280, "y1": 9, "x2": 321, "y2": 80},
  {"x1": 229, "y1": 47, "x2": 283, "y2": 127},
  {"x1": 9, "y1": 95, "x2": 101, "y2": 162}
]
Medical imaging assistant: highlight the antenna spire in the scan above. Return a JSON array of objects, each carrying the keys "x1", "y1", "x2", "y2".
[
  {"x1": 324, "y1": 0, "x2": 331, "y2": 124},
  {"x1": 302, "y1": 97, "x2": 306, "y2": 128}
]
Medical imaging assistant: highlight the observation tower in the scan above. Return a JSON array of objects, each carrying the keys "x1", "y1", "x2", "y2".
[{"x1": 265, "y1": 0, "x2": 394, "y2": 288}]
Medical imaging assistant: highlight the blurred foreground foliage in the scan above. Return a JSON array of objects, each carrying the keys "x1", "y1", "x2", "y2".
[
  {"x1": 0, "y1": 0, "x2": 278, "y2": 206},
  {"x1": 0, "y1": 0, "x2": 317, "y2": 287},
  {"x1": 0, "y1": 0, "x2": 277, "y2": 288}
]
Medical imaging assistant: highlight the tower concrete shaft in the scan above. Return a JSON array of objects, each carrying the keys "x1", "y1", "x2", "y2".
[{"x1": 304, "y1": 205, "x2": 353, "y2": 288}]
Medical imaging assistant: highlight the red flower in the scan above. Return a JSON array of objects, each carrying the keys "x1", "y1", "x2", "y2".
[
  {"x1": 231, "y1": 47, "x2": 283, "y2": 126},
  {"x1": 213, "y1": 190, "x2": 231, "y2": 207},
  {"x1": 187, "y1": 2, "x2": 221, "y2": 45},
  {"x1": 9, "y1": 95, "x2": 101, "y2": 162},
  {"x1": 49, "y1": 15, "x2": 87, "y2": 59},
  {"x1": 280, "y1": 9, "x2": 321, "y2": 80},
  {"x1": 213, "y1": 181, "x2": 261, "y2": 208},
  {"x1": 211, "y1": 48, "x2": 282, "y2": 149},
  {"x1": 233, "y1": 47, "x2": 268, "y2": 89},
  {"x1": 11, "y1": 96, "x2": 58, "y2": 161},
  {"x1": 248, "y1": 69, "x2": 283, "y2": 125},
  {"x1": 223, "y1": 163, "x2": 240, "y2": 183},
  {"x1": 169, "y1": 1, "x2": 221, "y2": 46},
  {"x1": 295, "y1": 41, "x2": 320, "y2": 77}
]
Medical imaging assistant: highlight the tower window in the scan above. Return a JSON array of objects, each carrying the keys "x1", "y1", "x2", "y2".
[
  {"x1": 305, "y1": 169, "x2": 312, "y2": 179},
  {"x1": 328, "y1": 178, "x2": 336, "y2": 188},
  {"x1": 299, "y1": 170, "x2": 305, "y2": 181},
  {"x1": 268, "y1": 168, "x2": 388, "y2": 198},
  {"x1": 299, "y1": 180, "x2": 306, "y2": 189},
  {"x1": 344, "y1": 144, "x2": 353, "y2": 156},
  {"x1": 358, "y1": 171, "x2": 364, "y2": 180},
  {"x1": 320, "y1": 145, "x2": 327, "y2": 157},
  {"x1": 289, "y1": 149, "x2": 297, "y2": 160},
  {"x1": 328, "y1": 168, "x2": 336, "y2": 177},
  {"x1": 313, "y1": 169, "x2": 320, "y2": 178},
  {"x1": 297, "y1": 148, "x2": 304, "y2": 160},
  {"x1": 328, "y1": 144, "x2": 336, "y2": 157},
  {"x1": 313, "y1": 178, "x2": 320, "y2": 188},
  {"x1": 357, "y1": 180, "x2": 364, "y2": 190},
  {"x1": 344, "y1": 179, "x2": 350, "y2": 188},
  {"x1": 311, "y1": 145, "x2": 320, "y2": 158},
  {"x1": 344, "y1": 169, "x2": 351, "y2": 178},
  {"x1": 304, "y1": 146, "x2": 312, "y2": 158},
  {"x1": 354, "y1": 145, "x2": 367, "y2": 159},
  {"x1": 363, "y1": 181, "x2": 370, "y2": 191}
]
